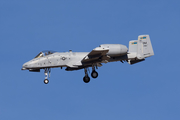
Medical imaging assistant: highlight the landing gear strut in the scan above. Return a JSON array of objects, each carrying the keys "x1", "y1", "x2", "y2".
[{"x1": 44, "y1": 68, "x2": 51, "y2": 84}]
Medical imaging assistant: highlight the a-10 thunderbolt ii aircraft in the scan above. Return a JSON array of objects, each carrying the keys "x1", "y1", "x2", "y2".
[{"x1": 22, "y1": 35, "x2": 154, "y2": 84}]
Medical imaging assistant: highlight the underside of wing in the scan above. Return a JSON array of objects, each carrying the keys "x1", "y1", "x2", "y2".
[{"x1": 82, "y1": 47, "x2": 109, "y2": 64}]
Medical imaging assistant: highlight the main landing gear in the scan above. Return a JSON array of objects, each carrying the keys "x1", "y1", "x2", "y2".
[
  {"x1": 83, "y1": 66, "x2": 98, "y2": 83},
  {"x1": 91, "y1": 70, "x2": 98, "y2": 78},
  {"x1": 44, "y1": 68, "x2": 51, "y2": 84},
  {"x1": 83, "y1": 68, "x2": 90, "y2": 83}
]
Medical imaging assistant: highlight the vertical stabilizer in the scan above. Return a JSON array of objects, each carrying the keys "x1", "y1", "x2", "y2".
[
  {"x1": 137, "y1": 35, "x2": 154, "y2": 59},
  {"x1": 129, "y1": 40, "x2": 138, "y2": 53},
  {"x1": 128, "y1": 35, "x2": 154, "y2": 64}
]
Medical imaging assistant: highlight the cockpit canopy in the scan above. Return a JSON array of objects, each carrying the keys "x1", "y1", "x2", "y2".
[{"x1": 34, "y1": 50, "x2": 56, "y2": 59}]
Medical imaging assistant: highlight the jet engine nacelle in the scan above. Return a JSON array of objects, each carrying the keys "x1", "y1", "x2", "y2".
[{"x1": 100, "y1": 44, "x2": 128, "y2": 56}]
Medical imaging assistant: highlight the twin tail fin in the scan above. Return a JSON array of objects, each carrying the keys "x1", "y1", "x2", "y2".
[{"x1": 128, "y1": 35, "x2": 154, "y2": 64}]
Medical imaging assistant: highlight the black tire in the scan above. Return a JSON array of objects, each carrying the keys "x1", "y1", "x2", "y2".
[
  {"x1": 44, "y1": 79, "x2": 49, "y2": 84},
  {"x1": 83, "y1": 76, "x2": 90, "y2": 83},
  {"x1": 91, "y1": 70, "x2": 98, "y2": 78}
]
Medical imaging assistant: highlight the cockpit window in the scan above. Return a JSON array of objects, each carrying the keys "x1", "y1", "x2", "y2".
[
  {"x1": 34, "y1": 50, "x2": 56, "y2": 59},
  {"x1": 34, "y1": 52, "x2": 44, "y2": 58}
]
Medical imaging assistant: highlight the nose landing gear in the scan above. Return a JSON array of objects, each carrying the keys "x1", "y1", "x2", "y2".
[
  {"x1": 44, "y1": 79, "x2": 49, "y2": 84},
  {"x1": 44, "y1": 68, "x2": 51, "y2": 84}
]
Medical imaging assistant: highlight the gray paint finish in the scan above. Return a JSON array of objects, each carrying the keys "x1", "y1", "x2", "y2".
[{"x1": 22, "y1": 35, "x2": 154, "y2": 83}]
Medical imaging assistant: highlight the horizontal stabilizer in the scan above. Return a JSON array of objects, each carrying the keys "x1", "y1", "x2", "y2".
[{"x1": 128, "y1": 59, "x2": 145, "y2": 65}]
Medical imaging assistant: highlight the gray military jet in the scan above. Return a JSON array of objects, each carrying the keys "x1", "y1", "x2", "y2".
[{"x1": 22, "y1": 35, "x2": 154, "y2": 84}]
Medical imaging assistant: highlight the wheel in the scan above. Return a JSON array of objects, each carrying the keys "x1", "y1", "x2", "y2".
[
  {"x1": 83, "y1": 76, "x2": 90, "y2": 83},
  {"x1": 91, "y1": 70, "x2": 98, "y2": 78},
  {"x1": 44, "y1": 79, "x2": 49, "y2": 84}
]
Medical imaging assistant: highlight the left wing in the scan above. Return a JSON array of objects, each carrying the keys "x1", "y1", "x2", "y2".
[{"x1": 81, "y1": 47, "x2": 109, "y2": 64}]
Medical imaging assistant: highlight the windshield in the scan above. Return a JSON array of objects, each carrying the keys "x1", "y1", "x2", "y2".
[{"x1": 34, "y1": 50, "x2": 56, "y2": 59}]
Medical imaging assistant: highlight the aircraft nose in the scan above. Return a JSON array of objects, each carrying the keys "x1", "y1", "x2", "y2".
[{"x1": 21, "y1": 62, "x2": 29, "y2": 70}]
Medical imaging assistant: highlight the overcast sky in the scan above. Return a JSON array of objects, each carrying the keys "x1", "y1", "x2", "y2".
[{"x1": 0, "y1": 0, "x2": 180, "y2": 120}]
